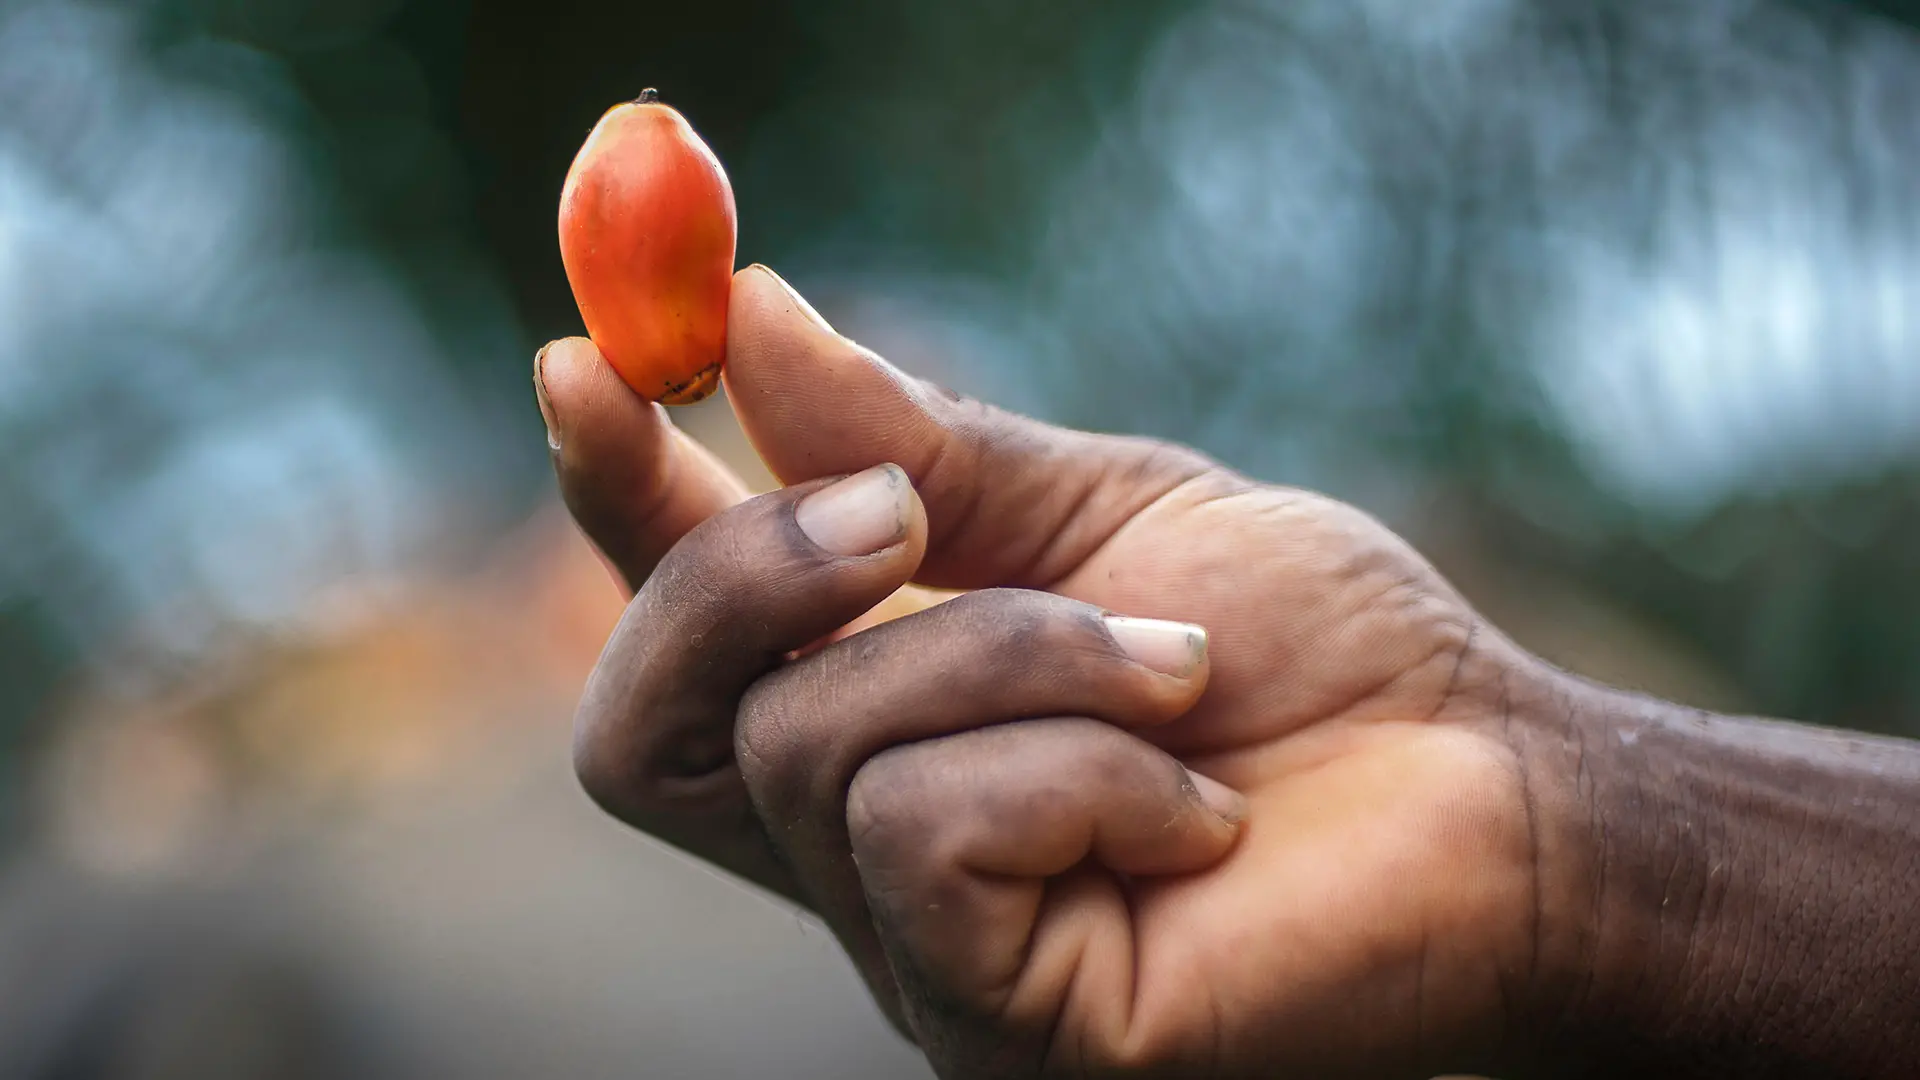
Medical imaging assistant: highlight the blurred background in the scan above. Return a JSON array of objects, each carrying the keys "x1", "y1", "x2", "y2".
[{"x1": 1, "y1": 0, "x2": 1917, "y2": 1076}]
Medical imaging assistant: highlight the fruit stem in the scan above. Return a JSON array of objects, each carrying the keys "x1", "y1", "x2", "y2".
[{"x1": 633, "y1": 88, "x2": 660, "y2": 105}]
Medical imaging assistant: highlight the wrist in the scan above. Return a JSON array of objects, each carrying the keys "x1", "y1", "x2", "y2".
[{"x1": 1506, "y1": 664, "x2": 1920, "y2": 1077}]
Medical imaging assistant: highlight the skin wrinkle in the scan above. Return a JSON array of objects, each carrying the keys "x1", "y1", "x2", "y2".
[
  {"x1": 1036, "y1": 469, "x2": 1258, "y2": 594},
  {"x1": 1054, "y1": 894, "x2": 1107, "y2": 1079},
  {"x1": 1675, "y1": 823, "x2": 1710, "y2": 1042},
  {"x1": 1508, "y1": 677, "x2": 1597, "y2": 1067},
  {"x1": 648, "y1": 757, "x2": 747, "y2": 811},
  {"x1": 1029, "y1": 463, "x2": 1110, "y2": 586},
  {"x1": 1578, "y1": 693, "x2": 1608, "y2": 1034},
  {"x1": 1726, "y1": 822, "x2": 1768, "y2": 1040},
  {"x1": 914, "y1": 418, "x2": 985, "y2": 568},
  {"x1": 1117, "y1": 869, "x2": 1142, "y2": 1071},
  {"x1": 1421, "y1": 617, "x2": 1481, "y2": 726},
  {"x1": 1298, "y1": 628, "x2": 1464, "y2": 744},
  {"x1": 1627, "y1": 719, "x2": 1664, "y2": 1025},
  {"x1": 912, "y1": 392, "x2": 1087, "y2": 586},
  {"x1": 1020, "y1": 878, "x2": 1084, "y2": 1080},
  {"x1": 969, "y1": 870, "x2": 1045, "y2": 1016},
  {"x1": 1495, "y1": 666, "x2": 1548, "y2": 1052},
  {"x1": 1038, "y1": 452, "x2": 1194, "y2": 592},
  {"x1": 1757, "y1": 784, "x2": 1819, "y2": 1030},
  {"x1": 1029, "y1": 437, "x2": 1214, "y2": 588}
]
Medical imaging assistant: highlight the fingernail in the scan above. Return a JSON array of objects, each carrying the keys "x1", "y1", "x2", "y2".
[
  {"x1": 796, "y1": 464, "x2": 912, "y2": 556},
  {"x1": 1104, "y1": 616, "x2": 1208, "y2": 679},
  {"x1": 534, "y1": 343, "x2": 561, "y2": 451},
  {"x1": 752, "y1": 264, "x2": 834, "y2": 334},
  {"x1": 1187, "y1": 770, "x2": 1248, "y2": 826}
]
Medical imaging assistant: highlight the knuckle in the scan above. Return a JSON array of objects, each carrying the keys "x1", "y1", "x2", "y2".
[
  {"x1": 572, "y1": 679, "x2": 740, "y2": 823},
  {"x1": 846, "y1": 751, "x2": 937, "y2": 864},
  {"x1": 571, "y1": 722, "x2": 635, "y2": 818},
  {"x1": 732, "y1": 681, "x2": 792, "y2": 794},
  {"x1": 945, "y1": 588, "x2": 1094, "y2": 662},
  {"x1": 1063, "y1": 717, "x2": 1177, "y2": 789},
  {"x1": 570, "y1": 673, "x2": 640, "y2": 814},
  {"x1": 735, "y1": 675, "x2": 834, "y2": 821},
  {"x1": 941, "y1": 585, "x2": 1026, "y2": 619},
  {"x1": 986, "y1": 776, "x2": 1080, "y2": 838},
  {"x1": 913, "y1": 591, "x2": 1140, "y2": 714},
  {"x1": 992, "y1": 604, "x2": 1056, "y2": 661}
]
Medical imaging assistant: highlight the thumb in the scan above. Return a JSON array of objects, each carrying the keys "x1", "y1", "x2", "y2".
[{"x1": 722, "y1": 265, "x2": 1235, "y2": 590}]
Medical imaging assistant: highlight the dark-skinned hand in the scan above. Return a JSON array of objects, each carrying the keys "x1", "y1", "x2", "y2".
[
  {"x1": 537, "y1": 265, "x2": 1568, "y2": 1079},
  {"x1": 539, "y1": 265, "x2": 1920, "y2": 1080}
]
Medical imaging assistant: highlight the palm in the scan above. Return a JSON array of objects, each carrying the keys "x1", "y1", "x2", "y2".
[{"x1": 1038, "y1": 481, "x2": 1539, "y2": 1073}]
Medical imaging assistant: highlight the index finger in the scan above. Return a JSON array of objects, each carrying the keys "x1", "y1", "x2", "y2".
[{"x1": 536, "y1": 336, "x2": 751, "y2": 595}]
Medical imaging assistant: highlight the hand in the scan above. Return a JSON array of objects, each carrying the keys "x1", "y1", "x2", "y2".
[{"x1": 542, "y1": 266, "x2": 1567, "y2": 1077}]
